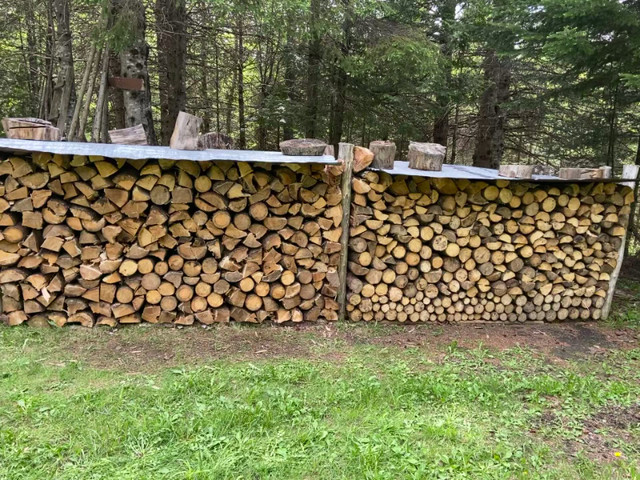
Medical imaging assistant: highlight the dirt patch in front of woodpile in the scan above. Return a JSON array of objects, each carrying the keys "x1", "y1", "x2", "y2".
[
  {"x1": 565, "y1": 403, "x2": 640, "y2": 463},
  {"x1": 58, "y1": 324, "x2": 335, "y2": 373},
  {"x1": 51, "y1": 321, "x2": 640, "y2": 374},
  {"x1": 344, "y1": 322, "x2": 639, "y2": 360}
]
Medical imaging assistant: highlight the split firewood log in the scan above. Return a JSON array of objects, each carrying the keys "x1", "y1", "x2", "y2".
[
  {"x1": 0, "y1": 151, "x2": 343, "y2": 327},
  {"x1": 346, "y1": 170, "x2": 631, "y2": 323}
]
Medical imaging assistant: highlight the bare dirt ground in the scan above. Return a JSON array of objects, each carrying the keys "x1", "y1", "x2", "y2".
[{"x1": 53, "y1": 319, "x2": 639, "y2": 374}]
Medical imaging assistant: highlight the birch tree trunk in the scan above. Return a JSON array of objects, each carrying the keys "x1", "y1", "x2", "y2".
[{"x1": 120, "y1": 0, "x2": 157, "y2": 144}]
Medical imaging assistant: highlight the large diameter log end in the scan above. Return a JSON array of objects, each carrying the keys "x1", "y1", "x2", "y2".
[{"x1": 407, "y1": 142, "x2": 445, "y2": 171}]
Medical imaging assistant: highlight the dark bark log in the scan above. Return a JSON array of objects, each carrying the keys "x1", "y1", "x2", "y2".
[{"x1": 91, "y1": 47, "x2": 109, "y2": 142}]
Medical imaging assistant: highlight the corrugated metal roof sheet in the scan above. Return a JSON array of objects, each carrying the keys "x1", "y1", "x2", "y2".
[
  {"x1": 0, "y1": 138, "x2": 338, "y2": 165},
  {"x1": 372, "y1": 161, "x2": 631, "y2": 183}
]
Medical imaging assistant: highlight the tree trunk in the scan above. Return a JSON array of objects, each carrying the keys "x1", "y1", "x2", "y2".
[
  {"x1": 24, "y1": 3, "x2": 40, "y2": 115},
  {"x1": 77, "y1": 48, "x2": 102, "y2": 141},
  {"x1": 155, "y1": 0, "x2": 187, "y2": 145},
  {"x1": 200, "y1": 34, "x2": 211, "y2": 133},
  {"x1": 473, "y1": 50, "x2": 510, "y2": 169},
  {"x1": 68, "y1": 45, "x2": 97, "y2": 141},
  {"x1": 236, "y1": 19, "x2": 246, "y2": 149},
  {"x1": 625, "y1": 133, "x2": 640, "y2": 256},
  {"x1": 432, "y1": 0, "x2": 456, "y2": 148},
  {"x1": 49, "y1": 0, "x2": 76, "y2": 137},
  {"x1": 120, "y1": 0, "x2": 156, "y2": 144},
  {"x1": 38, "y1": 0, "x2": 56, "y2": 120},
  {"x1": 283, "y1": 30, "x2": 295, "y2": 141},
  {"x1": 304, "y1": 0, "x2": 322, "y2": 138},
  {"x1": 109, "y1": 51, "x2": 126, "y2": 130},
  {"x1": 451, "y1": 102, "x2": 459, "y2": 164},
  {"x1": 329, "y1": 0, "x2": 352, "y2": 152},
  {"x1": 212, "y1": 41, "x2": 220, "y2": 133},
  {"x1": 91, "y1": 47, "x2": 110, "y2": 142},
  {"x1": 606, "y1": 81, "x2": 619, "y2": 168},
  {"x1": 225, "y1": 59, "x2": 236, "y2": 136}
]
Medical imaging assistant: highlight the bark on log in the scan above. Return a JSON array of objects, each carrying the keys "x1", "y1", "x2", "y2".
[{"x1": 407, "y1": 142, "x2": 446, "y2": 171}]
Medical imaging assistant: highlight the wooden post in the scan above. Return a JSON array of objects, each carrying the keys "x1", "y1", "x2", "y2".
[
  {"x1": 337, "y1": 142, "x2": 354, "y2": 321},
  {"x1": 603, "y1": 164, "x2": 640, "y2": 319}
]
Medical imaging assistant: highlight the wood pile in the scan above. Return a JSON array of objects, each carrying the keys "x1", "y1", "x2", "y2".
[
  {"x1": 0, "y1": 153, "x2": 342, "y2": 327},
  {"x1": 346, "y1": 171, "x2": 633, "y2": 323}
]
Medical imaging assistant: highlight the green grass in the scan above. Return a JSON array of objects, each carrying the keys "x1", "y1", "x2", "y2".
[
  {"x1": 609, "y1": 279, "x2": 640, "y2": 327},
  {"x1": 1, "y1": 324, "x2": 639, "y2": 480}
]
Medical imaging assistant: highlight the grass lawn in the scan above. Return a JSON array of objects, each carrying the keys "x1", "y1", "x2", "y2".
[{"x1": 1, "y1": 281, "x2": 639, "y2": 479}]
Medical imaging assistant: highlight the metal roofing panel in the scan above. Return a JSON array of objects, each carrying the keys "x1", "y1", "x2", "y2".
[
  {"x1": 0, "y1": 138, "x2": 339, "y2": 165},
  {"x1": 371, "y1": 161, "x2": 632, "y2": 183}
]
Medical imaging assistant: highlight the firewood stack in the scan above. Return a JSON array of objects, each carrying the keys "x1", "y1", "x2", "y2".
[
  {"x1": 346, "y1": 171, "x2": 633, "y2": 323},
  {"x1": 0, "y1": 153, "x2": 342, "y2": 327}
]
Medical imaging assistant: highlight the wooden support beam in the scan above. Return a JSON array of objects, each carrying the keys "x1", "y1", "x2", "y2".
[
  {"x1": 604, "y1": 164, "x2": 640, "y2": 319},
  {"x1": 336, "y1": 143, "x2": 354, "y2": 321}
]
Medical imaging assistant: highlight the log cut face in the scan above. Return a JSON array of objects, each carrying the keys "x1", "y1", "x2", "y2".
[
  {"x1": 346, "y1": 171, "x2": 633, "y2": 323},
  {"x1": 0, "y1": 153, "x2": 342, "y2": 327}
]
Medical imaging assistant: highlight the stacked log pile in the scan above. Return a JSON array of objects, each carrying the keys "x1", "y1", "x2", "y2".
[
  {"x1": 347, "y1": 171, "x2": 633, "y2": 323},
  {"x1": 0, "y1": 153, "x2": 342, "y2": 327}
]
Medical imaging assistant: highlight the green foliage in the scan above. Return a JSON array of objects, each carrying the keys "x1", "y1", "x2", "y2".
[{"x1": 0, "y1": 0, "x2": 639, "y2": 169}]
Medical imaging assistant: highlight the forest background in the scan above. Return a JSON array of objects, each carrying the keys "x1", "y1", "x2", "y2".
[{"x1": 1, "y1": 0, "x2": 640, "y2": 248}]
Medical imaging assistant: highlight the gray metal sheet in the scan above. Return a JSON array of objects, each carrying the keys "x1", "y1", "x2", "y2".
[
  {"x1": 371, "y1": 161, "x2": 633, "y2": 183},
  {"x1": 0, "y1": 138, "x2": 338, "y2": 165}
]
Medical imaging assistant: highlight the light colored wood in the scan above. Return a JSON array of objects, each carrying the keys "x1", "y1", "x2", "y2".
[
  {"x1": 170, "y1": 112, "x2": 203, "y2": 150},
  {"x1": 498, "y1": 164, "x2": 533, "y2": 179},
  {"x1": 337, "y1": 143, "x2": 355, "y2": 321},
  {"x1": 559, "y1": 167, "x2": 604, "y2": 180},
  {"x1": 279, "y1": 138, "x2": 327, "y2": 156},
  {"x1": 368, "y1": 141, "x2": 396, "y2": 169},
  {"x1": 346, "y1": 170, "x2": 627, "y2": 323},
  {"x1": 2, "y1": 117, "x2": 61, "y2": 141},
  {"x1": 108, "y1": 124, "x2": 147, "y2": 145},
  {"x1": 407, "y1": 142, "x2": 445, "y2": 171}
]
